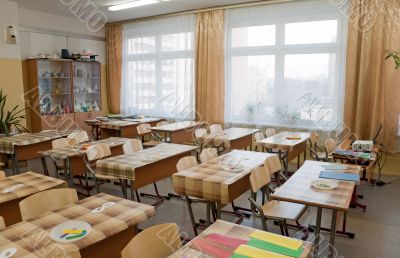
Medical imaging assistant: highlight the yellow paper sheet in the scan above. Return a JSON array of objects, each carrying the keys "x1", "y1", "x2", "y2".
[
  {"x1": 63, "y1": 229, "x2": 83, "y2": 234},
  {"x1": 235, "y1": 245, "x2": 290, "y2": 258},
  {"x1": 250, "y1": 230, "x2": 303, "y2": 251}
]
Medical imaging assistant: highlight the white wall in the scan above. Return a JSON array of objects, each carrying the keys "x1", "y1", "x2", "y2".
[
  {"x1": 18, "y1": 8, "x2": 106, "y2": 64},
  {"x1": 0, "y1": 0, "x2": 21, "y2": 59}
]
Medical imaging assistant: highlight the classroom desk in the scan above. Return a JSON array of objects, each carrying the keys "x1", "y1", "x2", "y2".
[
  {"x1": 169, "y1": 220, "x2": 313, "y2": 258},
  {"x1": 0, "y1": 193, "x2": 155, "y2": 258},
  {"x1": 198, "y1": 128, "x2": 260, "y2": 150},
  {"x1": 0, "y1": 130, "x2": 75, "y2": 174},
  {"x1": 333, "y1": 138, "x2": 379, "y2": 183},
  {"x1": 272, "y1": 161, "x2": 358, "y2": 258},
  {"x1": 151, "y1": 121, "x2": 206, "y2": 144},
  {"x1": 257, "y1": 131, "x2": 310, "y2": 173},
  {"x1": 173, "y1": 150, "x2": 273, "y2": 234},
  {"x1": 96, "y1": 143, "x2": 198, "y2": 205},
  {"x1": 0, "y1": 172, "x2": 67, "y2": 226}
]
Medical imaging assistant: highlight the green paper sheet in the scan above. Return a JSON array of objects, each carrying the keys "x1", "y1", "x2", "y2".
[
  {"x1": 248, "y1": 238, "x2": 304, "y2": 257},
  {"x1": 230, "y1": 254, "x2": 249, "y2": 258}
]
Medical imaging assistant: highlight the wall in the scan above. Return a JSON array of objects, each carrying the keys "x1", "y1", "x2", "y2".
[
  {"x1": 0, "y1": 0, "x2": 26, "y2": 127},
  {"x1": 17, "y1": 7, "x2": 108, "y2": 129}
]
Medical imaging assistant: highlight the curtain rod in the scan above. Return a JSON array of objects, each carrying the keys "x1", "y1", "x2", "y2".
[{"x1": 107, "y1": 0, "x2": 297, "y2": 25}]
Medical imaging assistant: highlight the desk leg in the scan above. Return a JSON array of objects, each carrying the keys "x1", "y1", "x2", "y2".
[
  {"x1": 314, "y1": 207, "x2": 322, "y2": 258},
  {"x1": 329, "y1": 210, "x2": 337, "y2": 258},
  {"x1": 41, "y1": 156, "x2": 49, "y2": 176},
  {"x1": 11, "y1": 153, "x2": 19, "y2": 175},
  {"x1": 185, "y1": 195, "x2": 198, "y2": 236}
]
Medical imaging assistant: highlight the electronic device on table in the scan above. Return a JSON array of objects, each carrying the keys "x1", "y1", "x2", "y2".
[{"x1": 352, "y1": 140, "x2": 374, "y2": 152}]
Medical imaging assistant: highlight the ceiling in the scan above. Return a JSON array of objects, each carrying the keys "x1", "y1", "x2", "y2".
[{"x1": 11, "y1": 0, "x2": 259, "y2": 22}]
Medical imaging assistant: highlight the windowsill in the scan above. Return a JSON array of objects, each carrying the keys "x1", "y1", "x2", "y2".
[{"x1": 225, "y1": 120, "x2": 340, "y2": 132}]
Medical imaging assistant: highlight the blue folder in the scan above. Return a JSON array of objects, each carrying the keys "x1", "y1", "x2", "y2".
[{"x1": 319, "y1": 171, "x2": 360, "y2": 184}]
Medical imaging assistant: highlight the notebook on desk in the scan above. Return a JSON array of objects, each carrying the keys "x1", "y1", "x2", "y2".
[{"x1": 319, "y1": 171, "x2": 360, "y2": 184}]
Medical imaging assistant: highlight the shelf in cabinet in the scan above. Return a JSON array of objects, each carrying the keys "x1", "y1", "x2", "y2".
[
  {"x1": 74, "y1": 77, "x2": 100, "y2": 79},
  {"x1": 39, "y1": 77, "x2": 71, "y2": 79}
]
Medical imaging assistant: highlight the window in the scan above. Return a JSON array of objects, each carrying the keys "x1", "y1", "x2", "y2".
[
  {"x1": 225, "y1": 0, "x2": 348, "y2": 130},
  {"x1": 121, "y1": 15, "x2": 195, "y2": 119}
]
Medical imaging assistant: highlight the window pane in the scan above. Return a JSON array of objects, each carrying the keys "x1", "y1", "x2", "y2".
[
  {"x1": 228, "y1": 55, "x2": 275, "y2": 123},
  {"x1": 285, "y1": 20, "x2": 337, "y2": 44},
  {"x1": 160, "y1": 58, "x2": 194, "y2": 118},
  {"x1": 128, "y1": 37, "x2": 156, "y2": 54},
  {"x1": 128, "y1": 60, "x2": 156, "y2": 111},
  {"x1": 232, "y1": 25, "x2": 276, "y2": 47},
  {"x1": 162, "y1": 32, "x2": 194, "y2": 52},
  {"x1": 284, "y1": 53, "x2": 337, "y2": 124}
]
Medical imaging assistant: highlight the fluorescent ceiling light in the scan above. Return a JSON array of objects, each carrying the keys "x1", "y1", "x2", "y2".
[{"x1": 108, "y1": 0, "x2": 169, "y2": 11}]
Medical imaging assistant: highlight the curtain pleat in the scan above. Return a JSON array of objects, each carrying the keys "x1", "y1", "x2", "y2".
[
  {"x1": 105, "y1": 23, "x2": 123, "y2": 114},
  {"x1": 344, "y1": 0, "x2": 400, "y2": 152},
  {"x1": 195, "y1": 10, "x2": 225, "y2": 125}
]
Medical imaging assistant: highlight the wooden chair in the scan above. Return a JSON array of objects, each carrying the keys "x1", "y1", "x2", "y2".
[
  {"x1": 123, "y1": 139, "x2": 144, "y2": 154},
  {"x1": 177, "y1": 157, "x2": 217, "y2": 235},
  {"x1": 265, "y1": 128, "x2": 276, "y2": 137},
  {"x1": 137, "y1": 123, "x2": 163, "y2": 147},
  {"x1": 199, "y1": 148, "x2": 218, "y2": 163},
  {"x1": 309, "y1": 132, "x2": 326, "y2": 161},
  {"x1": 67, "y1": 130, "x2": 89, "y2": 144},
  {"x1": 254, "y1": 132, "x2": 265, "y2": 152},
  {"x1": 51, "y1": 138, "x2": 72, "y2": 179},
  {"x1": 325, "y1": 138, "x2": 337, "y2": 161},
  {"x1": 209, "y1": 124, "x2": 223, "y2": 134},
  {"x1": 176, "y1": 156, "x2": 198, "y2": 172},
  {"x1": 156, "y1": 121, "x2": 169, "y2": 126},
  {"x1": 0, "y1": 216, "x2": 5, "y2": 231},
  {"x1": 84, "y1": 144, "x2": 126, "y2": 197},
  {"x1": 121, "y1": 223, "x2": 181, "y2": 258},
  {"x1": 264, "y1": 155, "x2": 287, "y2": 187},
  {"x1": 0, "y1": 171, "x2": 5, "y2": 181},
  {"x1": 19, "y1": 188, "x2": 78, "y2": 221},
  {"x1": 248, "y1": 158, "x2": 308, "y2": 238},
  {"x1": 123, "y1": 139, "x2": 163, "y2": 203}
]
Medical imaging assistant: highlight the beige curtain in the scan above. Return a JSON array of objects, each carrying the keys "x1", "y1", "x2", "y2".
[
  {"x1": 105, "y1": 23, "x2": 123, "y2": 114},
  {"x1": 195, "y1": 10, "x2": 225, "y2": 125},
  {"x1": 344, "y1": 0, "x2": 400, "y2": 152}
]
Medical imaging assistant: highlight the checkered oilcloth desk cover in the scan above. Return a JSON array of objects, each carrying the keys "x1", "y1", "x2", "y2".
[
  {"x1": 0, "y1": 130, "x2": 76, "y2": 154},
  {"x1": 99, "y1": 121, "x2": 138, "y2": 130},
  {"x1": 0, "y1": 193, "x2": 155, "y2": 258},
  {"x1": 39, "y1": 137, "x2": 131, "y2": 160},
  {"x1": 173, "y1": 150, "x2": 272, "y2": 205},
  {"x1": 0, "y1": 172, "x2": 67, "y2": 204},
  {"x1": 96, "y1": 143, "x2": 198, "y2": 180},
  {"x1": 168, "y1": 220, "x2": 312, "y2": 258}
]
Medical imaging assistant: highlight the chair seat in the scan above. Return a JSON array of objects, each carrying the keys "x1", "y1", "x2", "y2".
[{"x1": 262, "y1": 200, "x2": 306, "y2": 221}]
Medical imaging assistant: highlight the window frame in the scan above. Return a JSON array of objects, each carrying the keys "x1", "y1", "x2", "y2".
[{"x1": 225, "y1": 12, "x2": 348, "y2": 130}]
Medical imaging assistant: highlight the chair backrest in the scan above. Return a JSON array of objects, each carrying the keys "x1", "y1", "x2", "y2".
[
  {"x1": 156, "y1": 121, "x2": 169, "y2": 126},
  {"x1": 209, "y1": 124, "x2": 223, "y2": 134},
  {"x1": 137, "y1": 123, "x2": 152, "y2": 135},
  {"x1": 19, "y1": 188, "x2": 78, "y2": 221},
  {"x1": 310, "y1": 132, "x2": 318, "y2": 145},
  {"x1": 325, "y1": 138, "x2": 337, "y2": 155},
  {"x1": 199, "y1": 148, "x2": 218, "y2": 163},
  {"x1": 86, "y1": 143, "x2": 112, "y2": 162},
  {"x1": 249, "y1": 166, "x2": 270, "y2": 193},
  {"x1": 123, "y1": 139, "x2": 144, "y2": 154},
  {"x1": 0, "y1": 171, "x2": 5, "y2": 181},
  {"x1": 67, "y1": 131, "x2": 89, "y2": 144},
  {"x1": 0, "y1": 216, "x2": 5, "y2": 231},
  {"x1": 265, "y1": 128, "x2": 276, "y2": 137},
  {"x1": 264, "y1": 156, "x2": 282, "y2": 176},
  {"x1": 121, "y1": 223, "x2": 181, "y2": 258},
  {"x1": 254, "y1": 132, "x2": 265, "y2": 142},
  {"x1": 194, "y1": 128, "x2": 207, "y2": 139},
  {"x1": 176, "y1": 156, "x2": 198, "y2": 172}
]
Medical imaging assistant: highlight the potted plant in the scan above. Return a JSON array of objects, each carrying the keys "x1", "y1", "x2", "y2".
[
  {"x1": 0, "y1": 89, "x2": 27, "y2": 136},
  {"x1": 385, "y1": 51, "x2": 400, "y2": 69}
]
